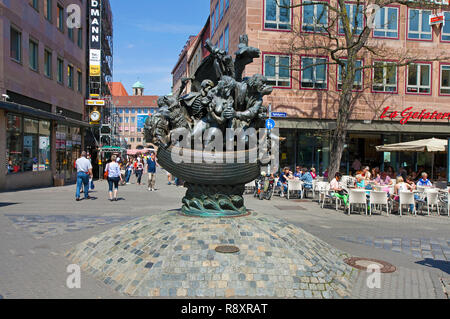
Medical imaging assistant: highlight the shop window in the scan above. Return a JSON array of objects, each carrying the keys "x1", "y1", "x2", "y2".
[
  {"x1": 29, "y1": 39, "x2": 39, "y2": 71},
  {"x1": 301, "y1": 56, "x2": 327, "y2": 89},
  {"x1": 23, "y1": 118, "x2": 39, "y2": 172},
  {"x1": 39, "y1": 121, "x2": 51, "y2": 171},
  {"x1": 373, "y1": 7, "x2": 398, "y2": 38},
  {"x1": 44, "y1": 49, "x2": 52, "y2": 78},
  {"x1": 6, "y1": 114, "x2": 23, "y2": 174},
  {"x1": 10, "y1": 27, "x2": 22, "y2": 62},
  {"x1": 440, "y1": 64, "x2": 450, "y2": 95},
  {"x1": 337, "y1": 60, "x2": 362, "y2": 91},
  {"x1": 6, "y1": 115, "x2": 51, "y2": 174},
  {"x1": 442, "y1": 12, "x2": 450, "y2": 41},
  {"x1": 263, "y1": 54, "x2": 291, "y2": 88},
  {"x1": 408, "y1": 9, "x2": 432, "y2": 40},
  {"x1": 338, "y1": 3, "x2": 363, "y2": 35},
  {"x1": 372, "y1": 61, "x2": 397, "y2": 93},
  {"x1": 406, "y1": 63, "x2": 431, "y2": 94},
  {"x1": 302, "y1": 1, "x2": 328, "y2": 33},
  {"x1": 264, "y1": 0, "x2": 291, "y2": 31}
]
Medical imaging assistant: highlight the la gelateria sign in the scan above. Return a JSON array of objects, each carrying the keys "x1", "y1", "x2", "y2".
[{"x1": 380, "y1": 106, "x2": 450, "y2": 125}]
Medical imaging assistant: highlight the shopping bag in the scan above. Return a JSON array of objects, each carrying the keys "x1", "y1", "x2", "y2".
[{"x1": 90, "y1": 179, "x2": 95, "y2": 190}]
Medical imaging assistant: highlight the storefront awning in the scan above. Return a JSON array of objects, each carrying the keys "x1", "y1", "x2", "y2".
[{"x1": 0, "y1": 100, "x2": 91, "y2": 127}]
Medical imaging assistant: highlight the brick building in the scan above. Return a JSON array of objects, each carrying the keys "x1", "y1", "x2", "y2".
[
  {"x1": 209, "y1": 0, "x2": 450, "y2": 177},
  {"x1": 112, "y1": 81, "x2": 158, "y2": 150},
  {"x1": 0, "y1": 0, "x2": 89, "y2": 191}
]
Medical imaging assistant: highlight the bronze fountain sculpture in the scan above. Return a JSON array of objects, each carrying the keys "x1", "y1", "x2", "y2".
[{"x1": 144, "y1": 35, "x2": 274, "y2": 217}]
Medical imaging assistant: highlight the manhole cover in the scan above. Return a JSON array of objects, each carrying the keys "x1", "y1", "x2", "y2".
[
  {"x1": 215, "y1": 245, "x2": 240, "y2": 254},
  {"x1": 274, "y1": 205, "x2": 306, "y2": 211},
  {"x1": 344, "y1": 257, "x2": 396, "y2": 273}
]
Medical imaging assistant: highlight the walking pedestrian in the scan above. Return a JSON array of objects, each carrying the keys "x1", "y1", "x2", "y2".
[
  {"x1": 147, "y1": 152, "x2": 157, "y2": 191},
  {"x1": 125, "y1": 160, "x2": 133, "y2": 184},
  {"x1": 136, "y1": 157, "x2": 144, "y2": 185},
  {"x1": 75, "y1": 151, "x2": 93, "y2": 201},
  {"x1": 105, "y1": 155, "x2": 122, "y2": 201}
]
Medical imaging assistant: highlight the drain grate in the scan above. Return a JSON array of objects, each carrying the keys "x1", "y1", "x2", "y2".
[
  {"x1": 215, "y1": 245, "x2": 240, "y2": 254},
  {"x1": 344, "y1": 257, "x2": 396, "y2": 273},
  {"x1": 274, "y1": 205, "x2": 306, "y2": 211}
]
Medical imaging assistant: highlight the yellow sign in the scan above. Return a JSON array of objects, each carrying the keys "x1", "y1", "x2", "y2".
[
  {"x1": 90, "y1": 65, "x2": 101, "y2": 76},
  {"x1": 281, "y1": 153, "x2": 287, "y2": 160}
]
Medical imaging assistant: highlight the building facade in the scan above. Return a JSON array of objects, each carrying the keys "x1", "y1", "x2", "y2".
[
  {"x1": 209, "y1": 0, "x2": 450, "y2": 178},
  {"x1": 112, "y1": 82, "x2": 158, "y2": 150},
  {"x1": 0, "y1": 0, "x2": 89, "y2": 191}
]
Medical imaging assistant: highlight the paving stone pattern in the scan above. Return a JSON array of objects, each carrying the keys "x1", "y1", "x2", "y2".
[
  {"x1": 5, "y1": 215, "x2": 137, "y2": 239},
  {"x1": 337, "y1": 235, "x2": 450, "y2": 261},
  {"x1": 67, "y1": 211, "x2": 356, "y2": 298}
]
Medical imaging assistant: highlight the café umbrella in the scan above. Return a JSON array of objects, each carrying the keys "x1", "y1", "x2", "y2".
[{"x1": 375, "y1": 138, "x2": 448, "y2": 179}]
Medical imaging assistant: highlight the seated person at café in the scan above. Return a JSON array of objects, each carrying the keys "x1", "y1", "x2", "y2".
[
  {"x1": 416, "y1": 172, "x2": 432, "y2": 187},
  {"x1": 362, "y1": 166, "x2": 371, "y2": 181},
  {"x1": 393, "y1": 176, "x2": 415, "y2": 212},
  {"x1": 330, "y1": 172, "x2": 348, "y2": 207},
  {"x1": 294, "y1": 166, "x2": 302, "y2": 178},
  {"x1": 278, "y1": 167, "x2": 294, "y2": 197},
  {"x1": 375, "y1": 171, "x2": 392, "y2": 186},
  {"x1": 355, "y1": 175, "x2": 365, "y2": 188},
  {"x1": 299, "y1": 167, "x2": 313, "y2": 191},
  {"x1": 310, "y1": 167, "x2": 317, "y2": 179}
]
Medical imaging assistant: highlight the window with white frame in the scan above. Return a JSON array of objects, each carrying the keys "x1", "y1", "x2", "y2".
[
  {"x1": 372, "y1": 61, "x2": 397, "y2": 92},
  {"x1": 441, "y1": 12, "x2": 450, "y2": 41},
  {"x1": 406, "y1": 63, "x2": 431, "y2": 94},
  {"x1": 337, "y1": 60, "x2": 362, "y2": 90},
  {"x1": 302, "y1": 1, "x2": 328, "y2": 33},
  {"x1": 408, "y1": 9, "x2": 432, "y2": 40},
  {"x1": 440, "y1": 65, "x2": 450, "y2": 94},
  {"x1": 301, "y1": 57, "x2": 327, "y2": 89},
  {"x1": 264, "y1": 54, "x2": 291, "y2": 88},
  {"x1": 373, "y1": 7, "x2": 398, "y2": 38},
  {"x1": 265, "y1": 0, "x2": 291, "y2": 30},
  {"x1": 338, "y1": 3, "x2": 364, "y2": 35}
]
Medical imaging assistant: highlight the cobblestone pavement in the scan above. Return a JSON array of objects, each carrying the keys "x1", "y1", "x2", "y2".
[
  {"x1": 337, "y1": 235, "x2": 450, "y2": 262},
  {"x1": 0, "y1": 170, "x2": 448, "y2": 298}
]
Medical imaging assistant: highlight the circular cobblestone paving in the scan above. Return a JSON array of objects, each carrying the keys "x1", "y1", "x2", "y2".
[
  {"x1": 66, "y1": 211, "x2": 356, "y2": 298},
  {"x1": 344, "y1": 257, "x2": 396, "y2": 273}
]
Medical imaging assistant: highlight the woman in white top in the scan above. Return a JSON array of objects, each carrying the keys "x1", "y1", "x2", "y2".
[{"x1": 105, "y1": 155, "x2": 123, "y2": 201}]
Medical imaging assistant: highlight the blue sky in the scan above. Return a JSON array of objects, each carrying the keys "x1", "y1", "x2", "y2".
[{"x1": 110, "y1": 0, "x2": 210, "y2": 96}]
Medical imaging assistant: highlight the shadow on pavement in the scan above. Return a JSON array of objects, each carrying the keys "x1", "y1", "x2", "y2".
[
  {"x1": 416, "y1": 258, "x2": 450, "y2": 274},
  {"x1": 0, "y1": 202, "x2": 20, "y2": 207}
]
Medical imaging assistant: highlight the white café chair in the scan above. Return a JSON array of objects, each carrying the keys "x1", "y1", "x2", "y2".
[
  {"x1": 287, "y1": 179, "x2": 303, "y2": 199},
  {"x1": 425, "y1": 190, "x2": 440, "y2": 216},
  {"x1": 399, "y1": 191, "x2": 416, "y2": 216},
  {"x1": 370, "y1": 191, "x2": 390, "y2": 216},
  {"x1": 348, "y1": 189, "x2": 368, "y2": 215}
]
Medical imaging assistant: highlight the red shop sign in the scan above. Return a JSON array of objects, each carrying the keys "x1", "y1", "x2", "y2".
[{"x1": 379, "y1": 106, "x2": 450, "y2": 125}]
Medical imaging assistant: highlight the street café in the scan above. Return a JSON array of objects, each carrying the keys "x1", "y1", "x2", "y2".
[{"x1": 379, "y1": 106, "x2": 450, "y2": 125}]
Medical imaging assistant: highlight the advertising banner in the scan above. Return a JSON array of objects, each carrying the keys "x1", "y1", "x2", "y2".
[
  {"x1": 137, "y1": 114, "x2": 151, "y2": 129},
  {"x1": 89, "y1": 0, "x2": 102, "y2": 76}
]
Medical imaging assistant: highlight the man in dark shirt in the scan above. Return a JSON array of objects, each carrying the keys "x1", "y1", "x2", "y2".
[{"x1": 147, "y1": 152, "x2": 157, "y2": 191}]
